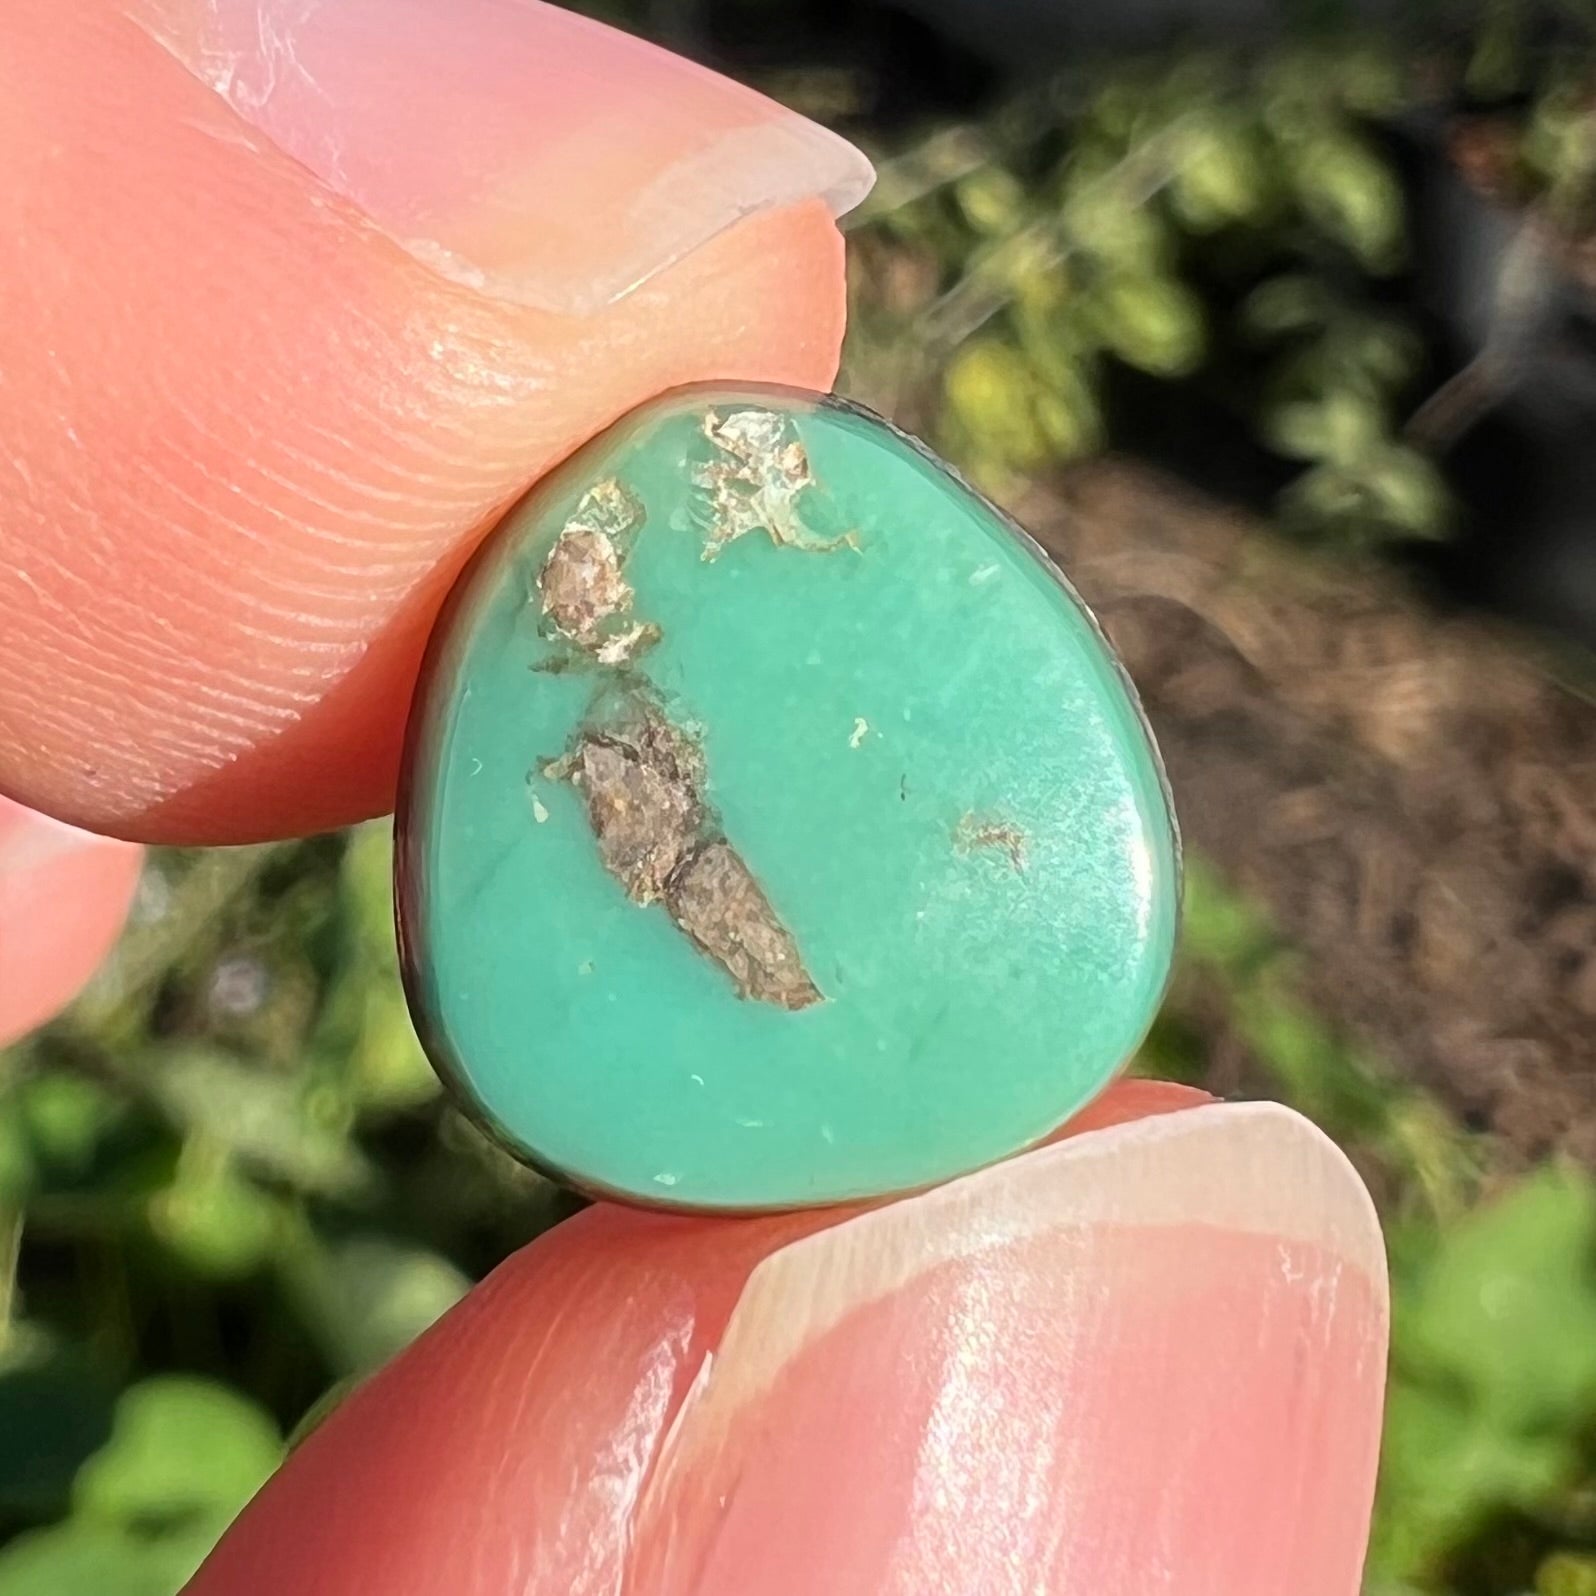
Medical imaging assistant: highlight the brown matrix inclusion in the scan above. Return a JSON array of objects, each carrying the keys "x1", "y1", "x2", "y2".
[{"x1": 534, "y1": 426, "x2": 831, "y2": 1011}]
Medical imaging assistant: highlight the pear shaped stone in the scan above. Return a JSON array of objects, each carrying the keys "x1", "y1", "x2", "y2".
[{"x1": 396, "y1": 386, "x2": 1179, "y2": 1210}]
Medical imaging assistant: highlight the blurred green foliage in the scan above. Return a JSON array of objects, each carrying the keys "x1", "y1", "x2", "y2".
[
  {"x1": 845, "y1": 38, "x2": 1450, "y2": 546},
  {"x1": 0, "y1": 1377, "x2": 282, "y2": 1596},
  {"x1": 1378, "y1": 1169, "x2": 1596, "y2": 1592},
  {"x1": 2, "y1": 831, "x2": 1592, "y2": 1592},
  {"x1": 0, "y1": 829, "x2": 578, "y2": 1591},
  {"x1": 844, "y1": 24, "x2": 1596, "y2": 557}
]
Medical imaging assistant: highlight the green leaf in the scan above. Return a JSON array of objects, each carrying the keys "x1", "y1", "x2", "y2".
[
  {"x1": 1340, "y1": 317, "x2": 1423, "y2": 389},
  {"x1": 0, "y1": 1346, "x2": 115, "y2": 1517},
  {"x1": 73, "y1": 1376, "x2": 281, "y2": 1527},
  {"x1": 1329, "y1": 41, "x2": 1407, "y2": 117},
  {"x1": 1093, "y1": 275, "x2": 1206, "y2": 378},
  {"x1": 1287, "y1": 130, "x2": 1405, "y2": 272},
  {"x1": 352, "y1": 995, "x2": 439, "y2": 1111},
  {"x1": 303, "y1": 824, "x2": 438, "y2": 1112},
  {"x1": 16, "y1": 1077, "x2": 122, "y2": 1181},
  {"x1": 1541, "y1": 1552, "x2": 1596, "y2": 1596},
  {"x1": 1059, "y1": 173, "x2": 1172, "y2": 269},
  {"x1": 146, "y1": 1159, "x2": 281, "y2": 1280},
  {"x1": 953, "y1": 167, "x2": 1027, "y2": 235},
  {"x1": 0, "y1": 1517, "x2": 232, "y2": 1596},
  {"x1": 1371, "y1": 1167, "x2": 1596, "y2": 1578},
  {"x1": 144, "y1": 1049, "x2": 369, "y2": 1196},
  {"x1": 1264, "y1": 391, "x2": 1381, "y2": 463},
  {"x1": 1401, "y1": 1166, "x2": 1596, "y2": 1429},
  {"x1": 1170, "y1": 112, "x2": 1270, "y2": 231},
  {"x1": 1364, "y1": 446, "x2": 1450, "y2": 537},
  {"x1": 1372, "y1": 1381, "x2": 1571, "y2": 1580},
  {"x1": 1033, "y1": 381, "x2": 1101, "y2": 459},
  {"x1": 281, "y1": 1232, "x2": 469, "y2": 1376},
  {"x1": 1241, "y1": 274, "x2": 1333, "y2": 339},
  {"x1": 945, "y1": 340, "x2": 1033, "y2": 426},
  {"x1": 1179, "y1": 856, "x2": 1275, "y2": 971},
  {"x1": 0, "y1": 1098, "x2": 34, "y2": 1203},
  {"x1": 341, "y1": 821, "x2": 400, "y2": 952},
  {"x1": 1264, "y1": 400, "x2": 1335, "y2": 461},
  {"x1": 942, "y1": 340, "x2": 1056, "y2": 480}
]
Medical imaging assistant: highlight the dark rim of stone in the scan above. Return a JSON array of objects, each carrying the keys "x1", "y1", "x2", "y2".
[{"x1": 392, "y1": 379, "x2": 1184, "y2": 1215}]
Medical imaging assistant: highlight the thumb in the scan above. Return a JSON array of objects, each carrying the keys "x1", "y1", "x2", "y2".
[
  {"x1": 184, "y1": 1086, "x2": 1388, "y2": 1596},
  {"x1": 0, "y1": 0, "x2": 869, "y2": 845}
]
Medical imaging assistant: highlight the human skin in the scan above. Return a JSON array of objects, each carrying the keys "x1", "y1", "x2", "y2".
[
  {"x1": 0, "y1": 5, "x2": 1389, "y2": 1591},
  {"x1": 0, "y1": 798, "x2": 142, "y2": 1048}
]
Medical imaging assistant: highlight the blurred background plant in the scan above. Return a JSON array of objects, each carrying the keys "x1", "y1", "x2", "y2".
[
  {"x1": 5, "y1": 2, "x2": 1596, "y2": 1593},
  {"x1": 861, "y1": 38, "x2": 1440, "y2": 545}
]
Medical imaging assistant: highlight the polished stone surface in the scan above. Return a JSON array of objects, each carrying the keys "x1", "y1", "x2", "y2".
[{"x1": 397, "y1": 385, "x2": 1179, "y2": 1209}]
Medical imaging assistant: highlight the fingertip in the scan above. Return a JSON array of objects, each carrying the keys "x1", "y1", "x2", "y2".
[
  {"x1": 2, "y1": 0, "x2": 852, "y2": 843},
  {"x1": 630, "y1": 1100, "x2": 1387, "y2": 1596},
  {"x1": 0, "y1": 796, "x2": 143, "y2": 1045},
  {"x1": 1046, "y1": 1076, "x2": 1213, "y2": 1142},
  {"x1": 182, "y1": 1085, "x2": 1385, "y2": 1596}
]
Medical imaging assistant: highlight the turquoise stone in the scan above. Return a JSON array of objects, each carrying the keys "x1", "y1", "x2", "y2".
[{"x1": 396, "y1": 385, "x2": 1179, "y2": 1210}]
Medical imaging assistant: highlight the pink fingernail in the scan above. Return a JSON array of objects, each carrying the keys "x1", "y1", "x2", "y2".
[
  {"x1": 129, "y1": 0, "x2": 874, "y2": 314},
  {"x1": 632, "y1": 1104, "x2": 1389, "y2": 1596}
]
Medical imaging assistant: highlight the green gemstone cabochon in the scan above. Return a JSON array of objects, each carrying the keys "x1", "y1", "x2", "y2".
[{"x1": 396, "y1": 384, "x2": 1179, "y2": 1210}]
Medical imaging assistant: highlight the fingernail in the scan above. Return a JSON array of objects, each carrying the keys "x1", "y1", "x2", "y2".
[
  {"x1": 633, "y1": 1104, "x2": 1389, "y2": 1596},
  {"x1": 129, "y1": 0, "x2": 874, "y2": 315}
]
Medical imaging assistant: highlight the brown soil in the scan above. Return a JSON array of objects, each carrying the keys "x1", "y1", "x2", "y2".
[{"x1": 1025, "y1": 459, "x2": 1596, "y2": 1163}]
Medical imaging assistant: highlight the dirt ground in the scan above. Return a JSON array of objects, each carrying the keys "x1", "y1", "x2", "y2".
[{"x1": 1029, "y1": 459, "x2": 1596, "y2": 1163}]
